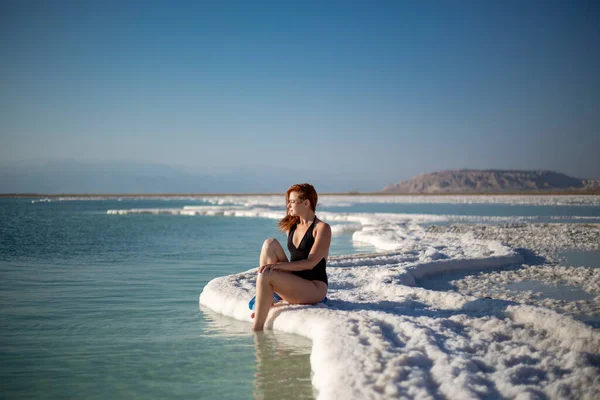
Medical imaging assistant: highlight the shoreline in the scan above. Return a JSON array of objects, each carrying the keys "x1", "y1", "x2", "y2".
[
  {"x1": 199, "y1": 220, "x2": 600, "y2": 399},
  {"x1": 96, "y1": 197, "x2": 599, "y2": 397},
  {"x1": 2, "y1": 191, "x2": 600, "y2": 198},
  {"x1": 192, "y1": 201, "x2": 600, "y2": 398}
]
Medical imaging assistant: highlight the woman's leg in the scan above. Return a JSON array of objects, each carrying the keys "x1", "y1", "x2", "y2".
[
  {"x1": 253, "y1": 238, "x2": 289, "y2": 327},
  {"x1": 253, "y1": 271, "x2": 327, "y2": 331},
  {"x1": 259, "y1": 238, "x2": 288, "y2": 267}
]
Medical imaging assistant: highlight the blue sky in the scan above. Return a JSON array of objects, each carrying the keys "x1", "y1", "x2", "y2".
[{"x1": 2, "y1": 0, "x2": 599, "y2": 187}]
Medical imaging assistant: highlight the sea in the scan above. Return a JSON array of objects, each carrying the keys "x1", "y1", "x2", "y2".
[{"x1": 1, "y1": 197, "x2": 599, "y2": 399}]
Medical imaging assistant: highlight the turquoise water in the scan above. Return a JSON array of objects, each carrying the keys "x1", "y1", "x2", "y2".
[
  {"x1": 0, "y1": 199, "x2": 368, "y2": 399},
  {"x1": 1, "y1": 198, "x2": 599, "y2": 398}
]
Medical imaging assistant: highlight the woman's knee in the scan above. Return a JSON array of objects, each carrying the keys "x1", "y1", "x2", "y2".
[
  {"x1": 256, "y1": 271, "x2": 273, "y2": 287},
  {"x1": 262, "y1": 238, "x2": 280, "y2": 250}
]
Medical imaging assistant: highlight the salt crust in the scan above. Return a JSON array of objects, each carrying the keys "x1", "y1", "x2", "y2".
[
  {"x1": 451, "y1": 265, "x2": 600, "y2": 317},
  {"x1": 425, "y1": 223, "x2": 600, "y2": 256},
  {"x1": 197, "y1": 215, "x2": 599, "y2": 399},
  {"x1": 107, "y1": 202, "x2": 600, "y2": 398},
  {"x1": 425, "y1": 223, "x2": 600, "y2": 319},
  {"x1": 200, "y1": 259, "x2": 600, "y2": 399}
]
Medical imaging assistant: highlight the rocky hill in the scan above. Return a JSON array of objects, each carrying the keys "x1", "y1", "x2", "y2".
[{"x1": 381, "y1": 170, "x2": 600, "y2": 193}]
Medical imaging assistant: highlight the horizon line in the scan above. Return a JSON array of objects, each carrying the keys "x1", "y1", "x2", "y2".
[{"x1": 2, "y1": 190, "x2": 599, "y2": 198}]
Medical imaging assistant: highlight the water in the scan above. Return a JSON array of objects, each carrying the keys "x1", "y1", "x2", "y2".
[
  {"x1": 201, "y1": 307, "x2": 316, "y2": 399},
  {"x1": 503, "y1": 280, "x2": 595, "y2": 301},
  {"x1": 558, "y1": 250, "x2": 600, "y2": 269},
  {"x1": 1, "y1": 199, "x2": 333, "y2": 399},
  {"x1": 1, "y1": 198, "x2": 599, "y2": 398}
]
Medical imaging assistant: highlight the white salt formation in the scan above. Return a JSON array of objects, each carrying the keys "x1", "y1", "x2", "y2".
[
  {"x1": 422, "y1": 223, "x2": 600, "y2": 321},
  {"x1": 448, "y1": 264, "x2": 600, "y2": 317},
  {"x1": 425, "y1": 223, "x2": 600, "y2": 257},
  {"x1": 200, "y1": 250, "x2": 600, "y2": 399}
]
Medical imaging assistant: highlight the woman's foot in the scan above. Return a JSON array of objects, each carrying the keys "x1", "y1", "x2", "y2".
[{"x1": 250, "y1": 299, "x2": 280, "y2": 319}]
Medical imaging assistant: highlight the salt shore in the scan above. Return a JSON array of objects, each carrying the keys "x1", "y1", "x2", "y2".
[
  {"x1": 106, "y1": 197, "x2": 600, "y2": 399},
  {"x1": 199, "y1": 224, "x2": 600, "y2": 399},
  {"x1": 425, "y1": 223, "x2": 600, "y2": 260}
]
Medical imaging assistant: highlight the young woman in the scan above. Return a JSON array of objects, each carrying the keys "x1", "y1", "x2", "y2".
[{"x1": 252, "y1": 183, "x2": 330, "y2": 331}]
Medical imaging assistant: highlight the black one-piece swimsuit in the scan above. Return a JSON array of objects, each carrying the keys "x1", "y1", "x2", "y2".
[{"x1": 287, "y1": 216, "x2": 328, "y2": 285}]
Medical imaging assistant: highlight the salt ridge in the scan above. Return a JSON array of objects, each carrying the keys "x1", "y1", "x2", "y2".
[{"x1": 199, "y1": 253, "x2": 600, "y2": 399}]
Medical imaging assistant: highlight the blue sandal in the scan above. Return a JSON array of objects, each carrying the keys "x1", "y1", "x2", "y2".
[{"x1": 248, "y1": 293, "x2": 282, "y2": 311}]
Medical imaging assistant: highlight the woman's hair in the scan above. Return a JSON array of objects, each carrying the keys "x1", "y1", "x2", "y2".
[{"x1": 277, "y1": 183, "x2": 318, "y2": 232}]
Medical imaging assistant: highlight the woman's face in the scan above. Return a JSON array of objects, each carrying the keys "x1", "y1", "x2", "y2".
[{"x1": 287, "y1": 191, "x2": 305, "y2": 215}]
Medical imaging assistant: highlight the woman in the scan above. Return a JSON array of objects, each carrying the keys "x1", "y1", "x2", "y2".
[{"x1": 252, "y1": 183, "x2": 330, "y2": 331}]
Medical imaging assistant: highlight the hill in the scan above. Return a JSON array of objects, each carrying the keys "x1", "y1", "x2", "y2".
[{"x1": 381, "y1": 170, "x2": 600, "y2": 194}]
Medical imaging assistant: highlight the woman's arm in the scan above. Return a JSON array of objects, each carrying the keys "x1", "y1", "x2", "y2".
[{"x1": 258, "y1": 223, "x2": 331, "y2": 274}]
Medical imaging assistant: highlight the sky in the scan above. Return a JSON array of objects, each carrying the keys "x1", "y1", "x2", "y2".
[{"x1": 2, "y1": 0, "x2": 599, "y2": 187}]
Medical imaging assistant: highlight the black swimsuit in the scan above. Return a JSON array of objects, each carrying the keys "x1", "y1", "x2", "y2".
[{"x1": 287, "y1": 216, "x2": 328, "y2": 285}]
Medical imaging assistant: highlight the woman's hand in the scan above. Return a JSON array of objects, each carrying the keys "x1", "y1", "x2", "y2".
[{"x1": 258, "y1": 263, "x2": 279, "y2": 274}]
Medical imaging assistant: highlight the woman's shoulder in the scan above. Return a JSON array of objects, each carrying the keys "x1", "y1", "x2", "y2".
[{"x1": 314, "y1": 218, "x2": 331, "y2": 234}]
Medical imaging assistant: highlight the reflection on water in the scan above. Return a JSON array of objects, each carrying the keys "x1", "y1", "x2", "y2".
[
  {"x1": 200, "y1": 307, "x2": 315, "y2": 400},
  {"x1": 253, "y1": 332, "x2": 315, "y2": 400}
]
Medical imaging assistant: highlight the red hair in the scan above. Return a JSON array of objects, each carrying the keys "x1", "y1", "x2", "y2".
[{"x1": 278, "y1": 183, "x2": 318, "y2": 232}]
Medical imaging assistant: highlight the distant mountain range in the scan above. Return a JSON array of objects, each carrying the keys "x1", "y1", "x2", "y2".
[
  {"x1": 0, "y1": 159, "x2": 375, "y2": 194},
  {"x1": 382, "y1": 170, "x2": 600, "y2": 194},
  {"x1": 1, "y1": 162, "x2": 598, "y2": 194}
]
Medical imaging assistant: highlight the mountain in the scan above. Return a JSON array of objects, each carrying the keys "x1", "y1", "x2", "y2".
[
  {"x1": 4, "y1": 162, "x2": 597, "y2": 195},
  {"x1": 0, "y1": 159, "x2": 375, "y2": 194},
  {"x1": 381, "y1": 170, "x2": 600, "y2": 194}
]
